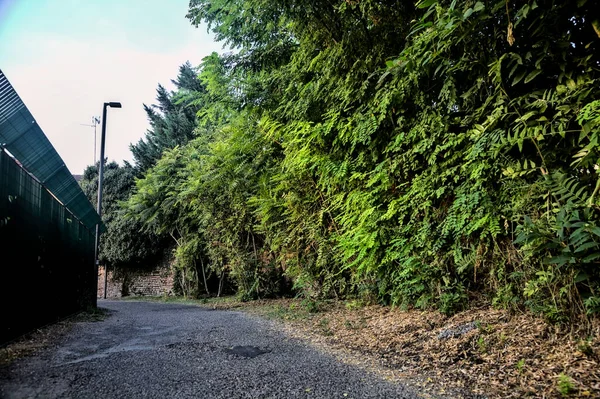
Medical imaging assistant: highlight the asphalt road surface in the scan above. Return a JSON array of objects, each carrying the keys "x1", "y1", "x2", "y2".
[{"x1": 0, "y1": 300, "x2": 431, "y2": 399}]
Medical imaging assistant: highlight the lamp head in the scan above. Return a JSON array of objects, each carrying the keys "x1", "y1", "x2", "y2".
[{"x1": 107, "y1": 102, "x2": 122, "y2": 108}]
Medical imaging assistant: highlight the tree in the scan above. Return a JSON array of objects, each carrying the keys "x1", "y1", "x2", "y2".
[
  {"x1": 124, "y1": 0, "x2": 600, "y2": 321},
  {"x1": 130, "y1": 62, "x2": 206, "y2": 174},
  {"x1": 80, "y1": 161, "x2": 165, "y2": 270}
]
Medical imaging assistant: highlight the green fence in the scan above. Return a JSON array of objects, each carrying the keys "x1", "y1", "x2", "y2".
[
  {"x1": 0, "y1": 149, "x2": 96, "y2": 343},
  {"x1": 0, "y1": 69, "x2": 99, "y2": 344}
]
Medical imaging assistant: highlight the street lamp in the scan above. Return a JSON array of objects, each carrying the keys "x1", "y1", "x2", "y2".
[{"x1": 95, "y1": 101, "x2": 121, "y2": 302}]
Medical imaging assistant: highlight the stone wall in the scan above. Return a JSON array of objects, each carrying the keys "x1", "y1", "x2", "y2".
[{"x1": 97, "y1": 265, "x2": 174, "y2": 298}]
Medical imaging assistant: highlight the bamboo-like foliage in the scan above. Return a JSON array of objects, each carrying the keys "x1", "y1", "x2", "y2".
[{"x1": 124, "y1": 0, "x2": 600, "y2": 320}]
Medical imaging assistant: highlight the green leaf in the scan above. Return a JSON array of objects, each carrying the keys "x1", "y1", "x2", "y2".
[
  {"x1": 473, "y1": 2, "x2": 484, "y2": 12},
  {"x1": 519, "y1": 111, "x2": 537, "y2": 122},
  {"x1": 511, "y1": 70, "x2": 527, "y2": 86},
  {"x1": 509, "y1": 63, "x2": 520, "y2": 78},
  {"x1": 545, "y1": 255, "x2": 572, "y2": 266},
  {"x1": 583, "y1": 252, "x2": 600, "y2": 262},
  {"x1": 574, "y1": 272, "x2": 589, "y2": 283},
  {"x1": 514, "y1": 232, "x2": 532, "y2": 244},
  {"x1": 524, "y1": 69, "x2": 542, "y2": 84},
  {"x1": 574, "y1": 241, "x2": 599, "y2": 253},
  {"x1": 417, "y1": 0, "x2": 438, "y2": 9},
  {"x1": 590, "y1": 227, "x2": 600, "y2": 238}
]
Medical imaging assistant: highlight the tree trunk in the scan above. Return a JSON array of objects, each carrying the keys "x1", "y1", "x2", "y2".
[
  {"x1": 217, "y1": 270, "x2": 225, "y2": 297},
  {"x1": 200, "y1": 256, "x2": 209, "y2": 296}
]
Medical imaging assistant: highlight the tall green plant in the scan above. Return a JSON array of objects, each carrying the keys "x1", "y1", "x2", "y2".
[
  {"x1": 80, "y1": 161, "x2": 164, "y2": 270},
  {"x1": 122, "y1": 0, "x2": 600, "y2": 320}
]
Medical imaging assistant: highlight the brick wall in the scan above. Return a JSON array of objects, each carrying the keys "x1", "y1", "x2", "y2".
[
  {"x1": 97, "y1": 266, "x2": 121, "y2": 298},
  {"x1": 97, "y1": 265, "x2": 174, "y2": 298}
]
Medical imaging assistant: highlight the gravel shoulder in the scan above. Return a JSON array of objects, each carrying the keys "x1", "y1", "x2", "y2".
[
  {"x1": 0, "y1": 300, "x2": 449, "y2": 399},
  {"x1": 203, "y1": 298, "x2": 599, "y2": 399}
]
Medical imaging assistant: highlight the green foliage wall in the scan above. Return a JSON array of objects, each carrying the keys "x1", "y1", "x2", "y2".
[
  {"x1": 80, "y1": 162, "x2": 165, "y2": 270},
  {"x1": 125, "y1": 0, "x2": 600, "y2": 320}
]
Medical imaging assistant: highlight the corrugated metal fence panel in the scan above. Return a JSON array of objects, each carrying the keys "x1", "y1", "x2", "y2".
[
  {"x1": 0, "y1": 150, "x2": 96, "y2": 343},
  {"x1": 0, "y1": 69, "x2": 101, "y2": 230}
]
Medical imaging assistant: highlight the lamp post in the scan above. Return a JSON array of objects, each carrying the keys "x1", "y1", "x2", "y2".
[{"x1": 95, "y1": 101, "x2": 121, "y2": 302}]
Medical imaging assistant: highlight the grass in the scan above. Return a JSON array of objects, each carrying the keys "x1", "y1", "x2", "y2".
[
  {"x1": 122, "y1": 294, "x2": 333, "y2": 321},
  {"x1": 72, "y1": 306, "x2": 111, "y2": 322},
  {"x1": 515, "y1": 359, "x2": 525, "y2": 373},
  {"x1": 476, "y1": 335, "x2": 487, "y2": 354},
  {"x1": 318, "y1": 317, "x2": 333, "y2": 336},
  {"x1": 577, "y1": 338, "x2": 594, "y2": 357},
  {"x1": 558, "y1": 373, "x2": 576, "y2": 397}
]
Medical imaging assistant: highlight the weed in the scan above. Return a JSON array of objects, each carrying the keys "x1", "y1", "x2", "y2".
[
  {"x1": 476, "y1": 335, "x2": 486, "y2": 353},
  {"x1": 499, "y1": 333, "x2": 507, "y2": 345},
  {"x1": 258, "y1": 302, "x2": 311, "y2": 321},
  {"x1": 515, "y1": 359, "x2": 525, "y2": 373},
  {"x1": 557, "y1": 373, "x2": 576, "y2": 397},
  {"x1": 577, "y1": 339, "x2": 594, "y2": 357},
  {"x1": 357, "y1": 316, "x2": 368, "y2": 330},
  {"x1": 301, "y1": 299, "x2": 320, "y2": 313},
  {"x1": 318, "y1": 317, "x2": 333, "y2": 336},
  {"x1": 345, "y1": 300, "x2": 362, "y2": 310},
  {"x1": 474, "y1": 320, "x2": 494, "y2": 335},
  {"x1": 74, "y1": 306, "x2": 110, "y2": 322},
  {"x1": 264, "y1": 304, "x2": 287, "y2": 319}
]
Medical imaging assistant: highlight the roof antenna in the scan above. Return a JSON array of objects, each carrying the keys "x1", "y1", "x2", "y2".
[{"x1": 80, "y1": 116, "x2": 101, "y2": 164}]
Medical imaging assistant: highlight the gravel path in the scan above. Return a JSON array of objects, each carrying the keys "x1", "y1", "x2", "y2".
[{"x1": 0, "y1": 300, "x2": 435, "y2": 399}]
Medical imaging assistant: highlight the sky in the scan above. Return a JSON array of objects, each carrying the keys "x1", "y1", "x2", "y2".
[{"x1": 0, "y1": 0, "x2": 225, "y2": 174}]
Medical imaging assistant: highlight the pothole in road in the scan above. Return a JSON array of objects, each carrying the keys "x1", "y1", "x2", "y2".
[
  {"x1": 165, "y1": 342, "x2": 270, "y2": 358},
  {"x1": 223, "y1": 345, "x2": 271, "y2": 358},
  {"x1": 165, "y1": 342, "x2": 214, "y2": 351}
]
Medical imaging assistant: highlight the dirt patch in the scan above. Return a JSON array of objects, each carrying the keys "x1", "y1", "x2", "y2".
[
  {"x1": 0, "y1": 307, "x2": 111, "y2": 367},
  {"x1": 205, "y1": 298, "x2": 600, "y2": 399}
]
